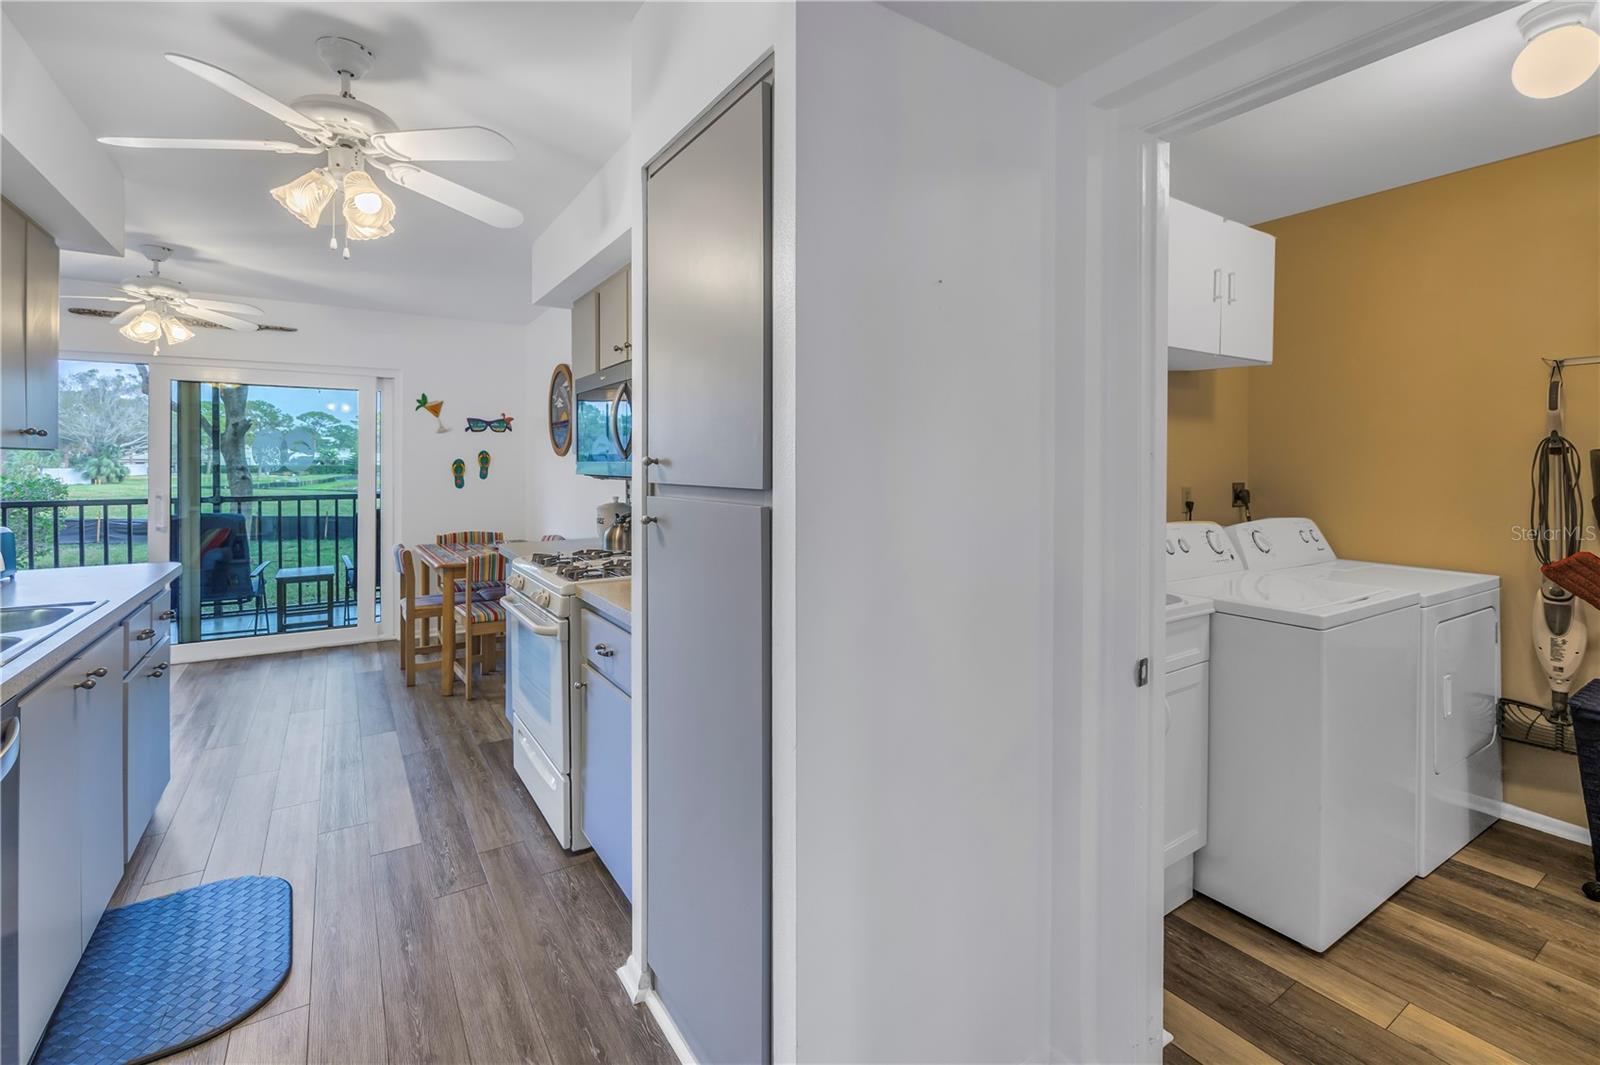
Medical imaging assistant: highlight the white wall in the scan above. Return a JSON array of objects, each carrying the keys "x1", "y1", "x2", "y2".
[
  {"x1": 791, "y1": 4, "x2": 1054, "y2": 1061},
  {"x1": 1, "y1": 12, "x2": 124, "y2": 253},
  {"x1": 528, "y1": 141, "x2": 633, "y2": 308},
  {"x1": 59, "y1": 297, "x2": 531, "y2": 553},
  {"x1": 522, "y1": 309, "x2": 622, "y2": 538}
]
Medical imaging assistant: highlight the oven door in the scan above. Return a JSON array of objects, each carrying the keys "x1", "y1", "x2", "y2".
[{"x1": 505, "y1": 591, "x2": 570, "y2": 772}]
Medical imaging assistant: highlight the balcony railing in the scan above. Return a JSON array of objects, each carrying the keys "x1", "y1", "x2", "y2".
[{"x1": 0, "y1": 492, "x2": 381, "y2": 639}]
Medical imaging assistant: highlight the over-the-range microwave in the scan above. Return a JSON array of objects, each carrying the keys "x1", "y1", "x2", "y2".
[{"x1": 574, "y1": 362, "x2": 632, "y2": 479}]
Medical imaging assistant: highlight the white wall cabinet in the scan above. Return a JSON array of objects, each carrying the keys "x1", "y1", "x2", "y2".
[
  {"x1": 1168, "y1": 197, "x2": 1274, "y2": 371},
  {"x1": 0, "y1": 197, "x2": 61, "y2": 446}
]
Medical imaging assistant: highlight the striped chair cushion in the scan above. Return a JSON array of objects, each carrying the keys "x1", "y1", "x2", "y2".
[
  {"x1": 437, "y1": 531, "x2": 505, "y2": 546},
  {"x1": 455, "y1": 579, "x2": 507, "y2": 599},
  {"x1": 455, "y1": 598, "x2": 507, "y2": 624},
  {"x1": 465, "y1": 552, "x2": 507, "y2": 584}
]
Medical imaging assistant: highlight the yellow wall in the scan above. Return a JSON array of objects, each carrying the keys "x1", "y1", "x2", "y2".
[{"x1": 1169, "y1": 137, "x2": 1600, "y2": 825}]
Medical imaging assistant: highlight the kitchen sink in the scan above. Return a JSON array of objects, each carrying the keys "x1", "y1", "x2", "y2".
[
  {"x1": 1, "y1": 605, "x2": 83, "y2": 633},
  {"x1": 0, "y1": 601, "x2": 105, "y2": 666}
]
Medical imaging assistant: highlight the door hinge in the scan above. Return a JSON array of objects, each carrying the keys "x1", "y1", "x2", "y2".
[{"x1": 1136, "y1": 657, "x2": 1150, "y2": 687}]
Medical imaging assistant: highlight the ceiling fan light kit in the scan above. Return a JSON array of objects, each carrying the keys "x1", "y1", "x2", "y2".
[
  {"x1": 70, "y1": 244, "x2": 267, "y2": 355},
  {"x1": 1513, "y1": 1, "x2": 1600, "y2": 98},
  {"x1": 99, "y1": 35, "x2": 525, "y2": 264}
]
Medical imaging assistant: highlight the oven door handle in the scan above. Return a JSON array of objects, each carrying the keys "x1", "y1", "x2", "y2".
[{"x1": 505, "y1": 597, "x2": 560, "y2": 637}]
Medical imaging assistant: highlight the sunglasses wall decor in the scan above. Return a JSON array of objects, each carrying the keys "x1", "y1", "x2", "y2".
[{"x1": 464, "y1": 413, "x2": 515, "y2": 433}]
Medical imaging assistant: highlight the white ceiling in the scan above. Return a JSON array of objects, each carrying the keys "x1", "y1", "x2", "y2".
[
  {"x1": 883, "y1": 1, "x2": 1212, "y2": 86},
  {"x1": 1171, "y1": 2, "x2": 1600, "y2": 223},
  {"x1": 7, "y1": 2, "x2": 638, "y2": 324}
]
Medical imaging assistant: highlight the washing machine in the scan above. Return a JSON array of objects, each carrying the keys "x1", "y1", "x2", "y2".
[
  {"x1": 1167, "y1": 521, "x2": 1420, "y2": 951},
  {"x1": 1228, "y1": 517, "x2": 1502, "y2": 876}
]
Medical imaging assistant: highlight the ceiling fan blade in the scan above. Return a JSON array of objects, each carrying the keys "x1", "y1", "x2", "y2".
[
  {"x1": 164, "y1": 54, "x2": 320, "y2": 134},
  {"x1": 99, "y1": 136, "x2": 320, "y2": 154},
  {"x1": 63, "y1": 293, "x2": 141, "y2": 303},
  {"x1": 181, "y1": 305, "x2": 256, "y2": 331},
  {"x1": 369, "y1": 126, "x2": 515, "y2": 162},
  {"x1": 110, "y1": 303, "x2": 148, "y2": 327},
  {"x1": 186, "y1": 297, "x2": 263, "y2": 316},
  {"x1": 377, "y1": 163, "x2": 524, "y2": 229}
]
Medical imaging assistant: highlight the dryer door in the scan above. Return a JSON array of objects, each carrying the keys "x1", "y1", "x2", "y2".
[{"x1": 1434, "y1": 607, "x2": 1499, "y2": 773}]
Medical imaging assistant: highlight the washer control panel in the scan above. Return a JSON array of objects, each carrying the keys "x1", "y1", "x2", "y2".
[
  {"x1": 1166, "y1": 521, "x2": 1243, "y2": 581},
  {"x1": 1229, "y1": 517, "x2": 1334, "y2": 571}
]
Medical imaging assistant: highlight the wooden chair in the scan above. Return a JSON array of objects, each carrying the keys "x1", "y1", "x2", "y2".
[
  {"x1": 394, "y1": 545, "x2": 445, "y2": 687},
  {"x1": 453, "y1": 551, "x2": 508, "y2": 699},
  {"x1": 438, "y1": 530, "x2": 507, "y2": 599}
]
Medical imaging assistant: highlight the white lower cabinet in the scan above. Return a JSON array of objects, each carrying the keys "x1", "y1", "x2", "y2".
[
  {"x1": 1163, "y1": 661, "x2": 1209, "y2": 914},
  {"x1": 76, "y1": 630, "x2": 125, "y2": 947},
  {"x1": 125, "y1": 640, "x2": 171, "y2": 859},
  {"x1": 18, "y1": 625, "x2": 121, "y2": 1060}
]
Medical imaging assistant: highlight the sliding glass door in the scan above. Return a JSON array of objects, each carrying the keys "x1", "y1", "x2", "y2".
[{"x1": 146, "y1": 364, "x2": 383, "y2": 658}]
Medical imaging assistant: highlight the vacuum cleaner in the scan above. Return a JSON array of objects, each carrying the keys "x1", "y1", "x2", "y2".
[{"x1": 1529, "y1": 363, "x2": 1587, "y2": 725}]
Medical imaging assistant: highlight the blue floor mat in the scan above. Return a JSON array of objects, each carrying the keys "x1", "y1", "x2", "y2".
[{"x1": 36, "y1": 876, "x2": 292, "y2": 1065}]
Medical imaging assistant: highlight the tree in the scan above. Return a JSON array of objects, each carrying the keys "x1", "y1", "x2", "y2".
[
  {"x1": 293, "y1": 410, "x2": 357, "y2": 470},
  {"x1": 72, "y1": 444, "x2": 129, "y2": 485},
  {"x1": 57, "y1": 369, "x2": 147, "y2": 469}
]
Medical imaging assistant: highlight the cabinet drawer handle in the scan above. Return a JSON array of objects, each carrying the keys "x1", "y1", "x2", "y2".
[
  {"x1": 641, "y1": 456, "x2": 661, "y2": 466},
  {"x1": 593, "y1": 643, "x2": 615, "y2": 658},
  {"x1": 640, "y1": 516, "x2": 659, "y2": 526},
  {"x1": 89, "y1": 666, "x2": 109, "y2": 678},
  {"x1": 158, "y1": 609, "x2": 176, "y2": 621},
  {"x1": 149, "y1": 668, "x2": 166, "y2": 679},
  {"x1": 75, "y1": 677, "x2": 97, "y2": 690},
  {"x1": 135, "y1": 628, "x2": 156, "y2": 641},
  {"x1": 18, "y1": 426, "x2": 49, "y2": 437}
]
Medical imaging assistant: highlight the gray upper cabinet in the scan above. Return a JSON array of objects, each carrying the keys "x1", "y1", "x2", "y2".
[
  {"x1": 598, "y1": 265, "x2": 631, "y2": 368},
  {"x1": 645, "y1": 82, "x2": 771, "y2": 491},
  {"x1": 645, "y1": 494, "x2": 770, "y2": 1065},
  {"x1": 570, "y1": 288, "x2": 600, "y2": 377},
  {"x1": 1, "y1": 198, "x2": 60, "y2": 447}
]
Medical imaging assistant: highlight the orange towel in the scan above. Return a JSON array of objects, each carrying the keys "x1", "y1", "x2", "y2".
[{"x1": 1542, "y1": 551, "x2": 1600, "y2": 611}]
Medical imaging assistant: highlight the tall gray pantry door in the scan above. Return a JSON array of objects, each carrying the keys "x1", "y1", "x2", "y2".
[{"x1": 644, "y1": 76, "x2": 772, "y2": 1065}]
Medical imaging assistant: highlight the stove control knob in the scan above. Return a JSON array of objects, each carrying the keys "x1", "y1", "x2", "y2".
[
  {"x1": 511, "y1": 574, "x2": 525, "y2": 591},
  {"x1": 1205, "y1": 529, "x2": 1225, "y2": 554},
  {"x1": 1177, "y1": 537, "x2": 1190, "y2": 553},
  {"x1": 1251, "y1": 529, "x2": 1272, "y2": 553},
  {"x1": 1309, "y1": 528, "x2": 1321, "y2": 542},
  {"x1": 1299, "y1": 529, "x2": 1310, "y2": 543},
  {"x1": 1165, "y1": 539, "x2": 1175, "y2": 555},
  {"x1": 534, "y1": 589, "x2": 552, "y2": 609}
]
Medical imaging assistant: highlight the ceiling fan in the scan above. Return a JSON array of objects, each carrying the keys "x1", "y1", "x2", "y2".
[
  {"x1": 98, "y1": 37, "x2": 524, "y2": 256},
  {"x1": 64, "y1": 244, "x2": 278, "y2": 354}
]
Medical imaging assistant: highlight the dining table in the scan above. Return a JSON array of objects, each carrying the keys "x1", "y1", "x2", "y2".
[{"x1": 409, "y1": 540, "x2": 506, "y2": 696}]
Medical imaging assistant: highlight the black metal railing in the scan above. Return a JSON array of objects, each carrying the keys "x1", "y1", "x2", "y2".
[{"x1": 0, "y1": 492, "x2": 382, "y2": 638}]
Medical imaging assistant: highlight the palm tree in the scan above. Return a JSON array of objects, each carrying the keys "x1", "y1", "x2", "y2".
[{"x1": 73, "y1": 444, "x2": 129, "y2": 485}]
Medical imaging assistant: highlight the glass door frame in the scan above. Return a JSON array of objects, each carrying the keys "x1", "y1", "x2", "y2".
[{"x1": 145, "y1": 360, "x2": 388, "y2": 663}]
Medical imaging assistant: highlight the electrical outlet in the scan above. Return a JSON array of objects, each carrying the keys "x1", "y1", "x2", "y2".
[
  {"x1": 1181, "y1": 486, "x2": 1193, "y2": 506},
  {"x1": 1231, "y1": 481, "x2": 1251, "y2": 509}
]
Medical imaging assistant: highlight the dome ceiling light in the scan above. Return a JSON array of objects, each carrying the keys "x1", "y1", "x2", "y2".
[{"x1": 1513, "y1": 2, "x2": 1600, "y2": 98}]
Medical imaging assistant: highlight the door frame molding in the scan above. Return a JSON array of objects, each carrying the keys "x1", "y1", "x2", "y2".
[
  {"x1": 144, "y1": 358, "x2": 386, "y2": 663},
  {"x1": 1053, "y1": 3, "x2": 1510, "y2": 1060}
]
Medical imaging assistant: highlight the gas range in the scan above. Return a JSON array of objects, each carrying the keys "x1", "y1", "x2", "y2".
[{"x1": 508, "y1": 544, "x2": 630, "y2": 613}]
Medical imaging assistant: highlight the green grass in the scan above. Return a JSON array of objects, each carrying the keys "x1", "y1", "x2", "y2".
[{"x1": 55, "y1": 473, "x2": 360, "y2": 501}]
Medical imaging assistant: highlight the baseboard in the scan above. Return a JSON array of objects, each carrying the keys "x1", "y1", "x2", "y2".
[
  {"x1": 1495, "y1": 802, "x2": 1591, "y2": 845},
  {"x1": 616, "y1": 956, "x2": 647, "y2": 1005},
  {"x1": 640, "y1": 989, "x2": 697, "y2": 1065}
]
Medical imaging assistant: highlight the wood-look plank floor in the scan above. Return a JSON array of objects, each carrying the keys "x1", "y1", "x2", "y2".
[
  {"x1": 1165, "y1": 823, "x2": 1600, "y2": 1065},
  {"x1": 105, "y1": 643, "x2": 671, "y2": 1065}
]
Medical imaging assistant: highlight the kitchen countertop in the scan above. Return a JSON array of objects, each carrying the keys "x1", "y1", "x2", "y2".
[
  {"x1": 1, "y1": 563, "x2": 180, "y2": 702},
  {"x1": 580, "y1": 579, "x2": 632, "y2": 630}
]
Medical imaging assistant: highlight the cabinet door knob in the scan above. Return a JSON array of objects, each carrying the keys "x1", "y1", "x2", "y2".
[
  {"x1": 135, "y1": 628, "x2": 156, "y2": 641},
  {"x1": 158, "y1": 609, "x2": 176, "y2": 620},
  {"x1": 34, "y1": 428, "x2": 47, "y2": 438},
  {"x1": 642, "y1": 456, "x2": 661, "y2": 466},
  {"x1": 75, "y1": 677, "x2": 97, "y2": 690},
  {"x1": 89, "y1": 666, "x2": 109, "y2": 678},
  {"x1": 594, "y1": 643, "x2": 615, "y2": 658},
  {"x1": 641, "y1": 516, "x2": 660, "y2": 526}
]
